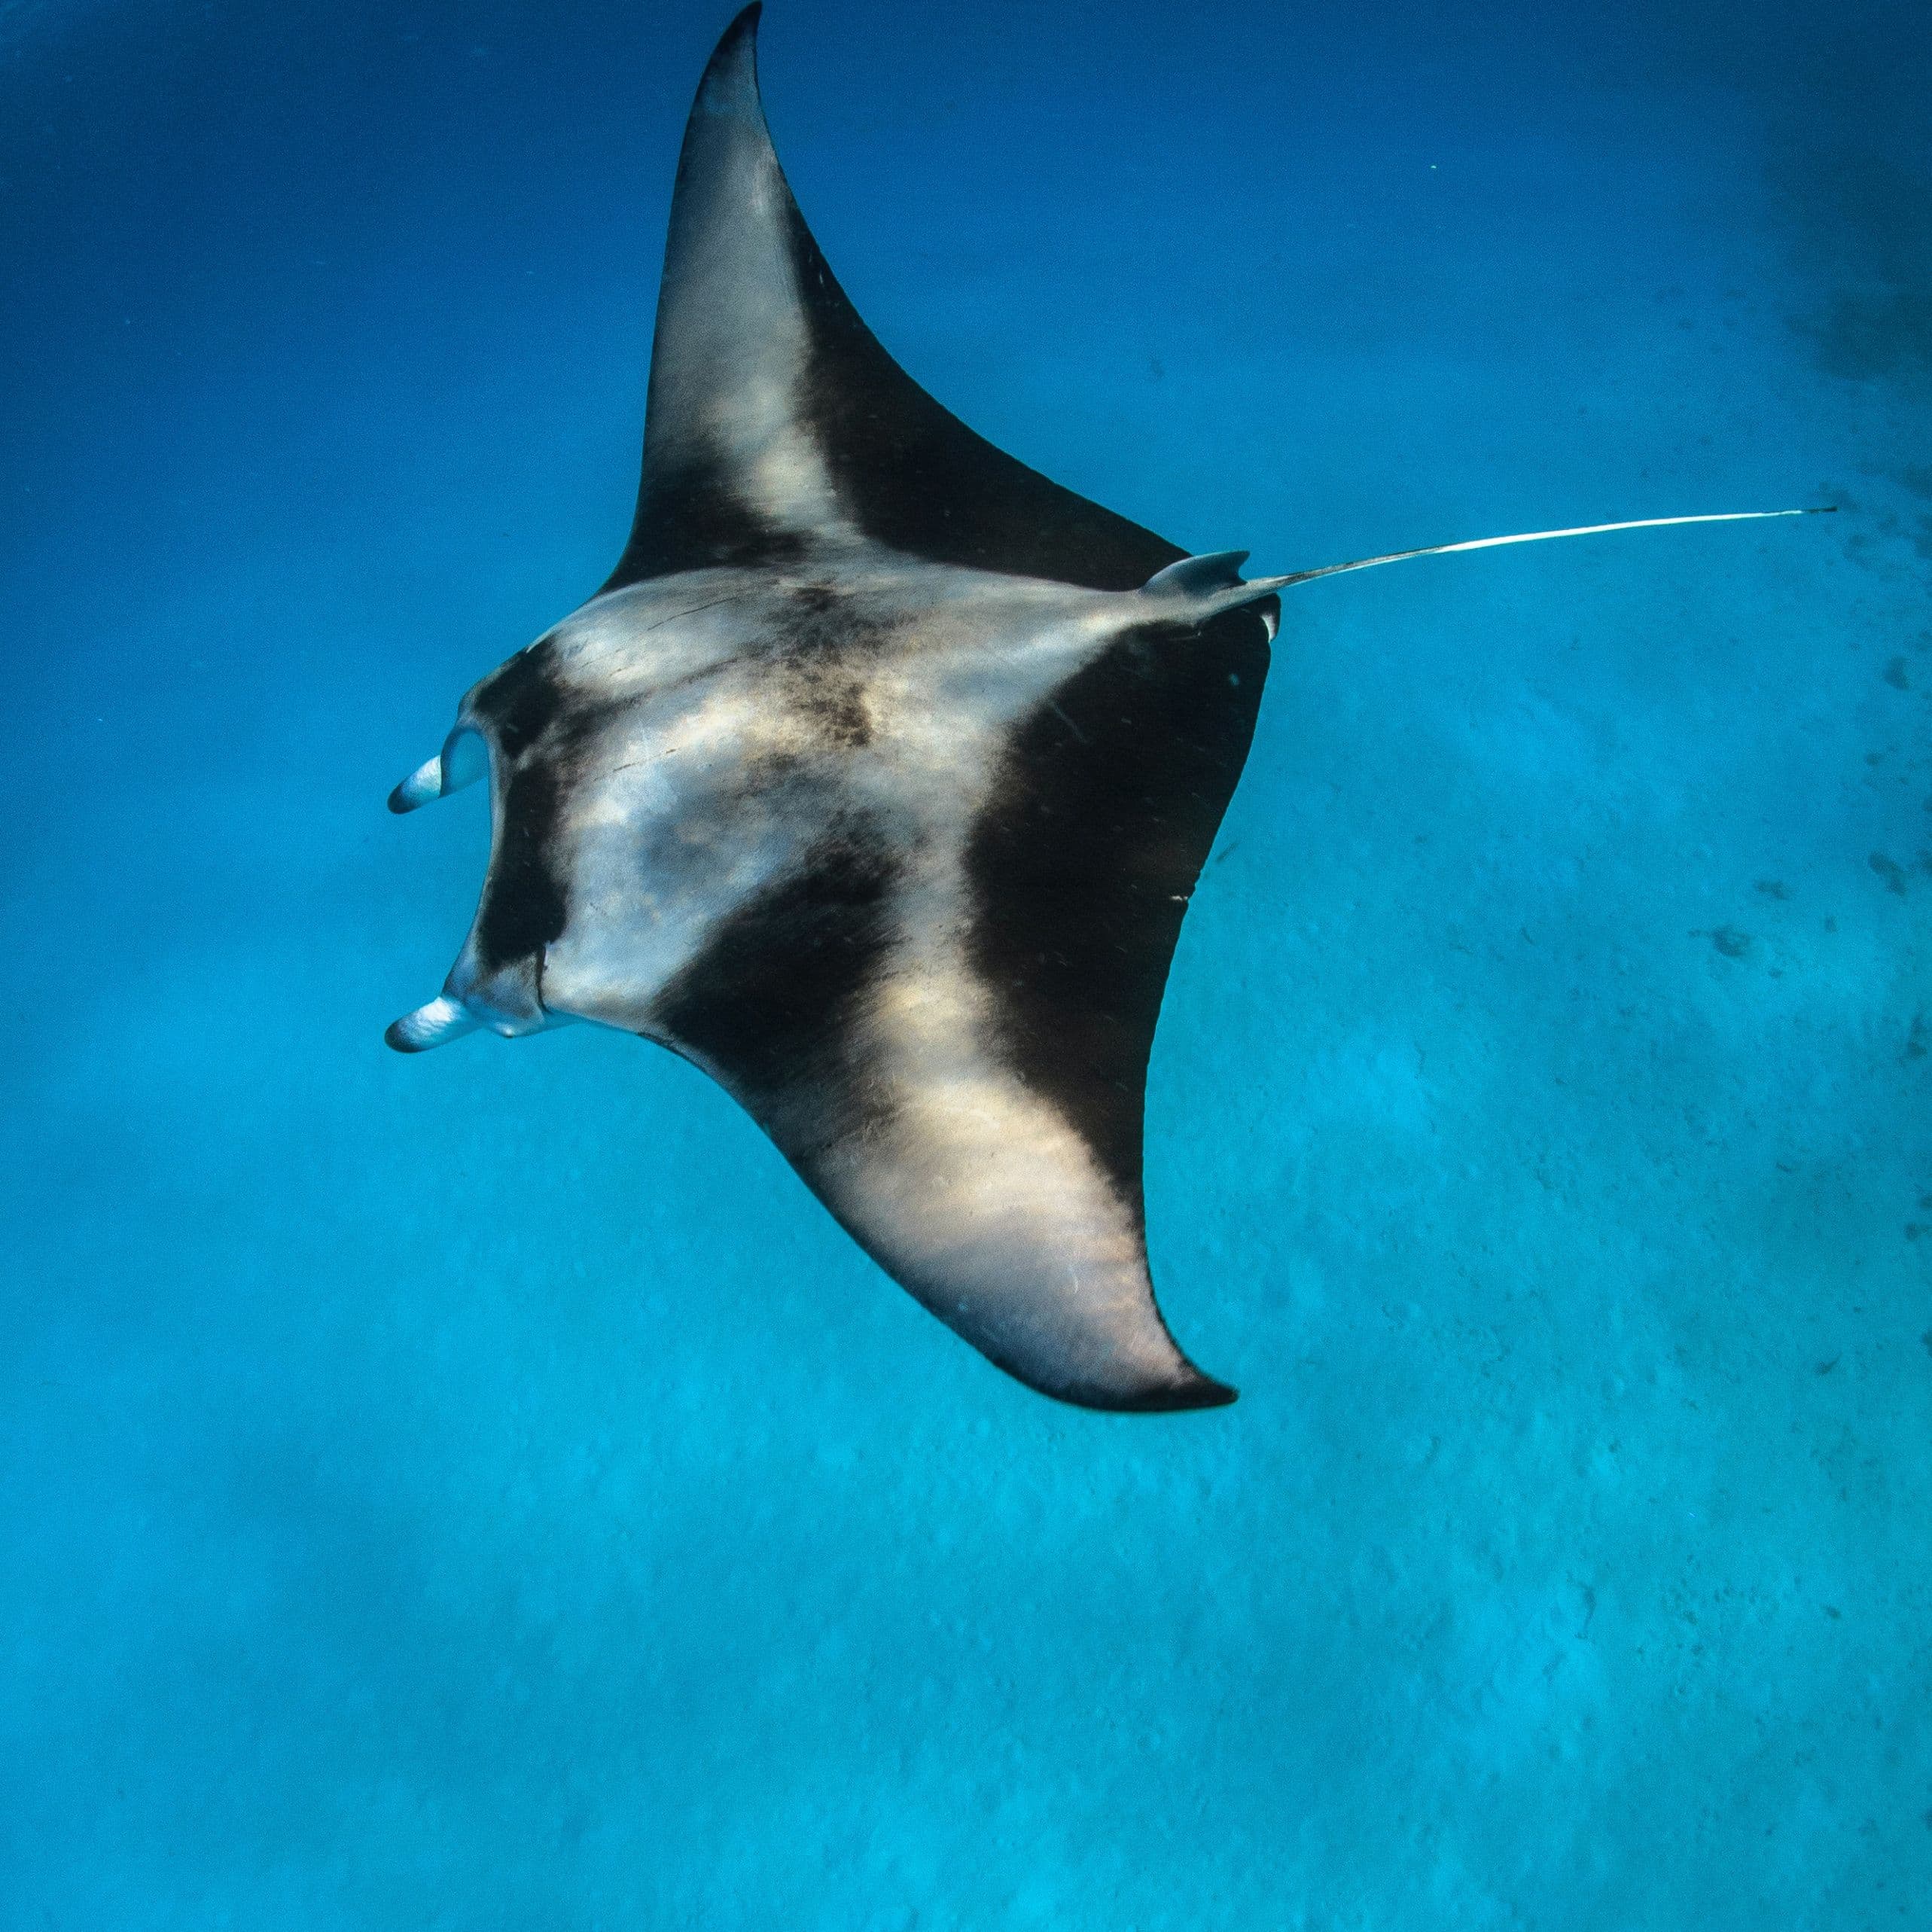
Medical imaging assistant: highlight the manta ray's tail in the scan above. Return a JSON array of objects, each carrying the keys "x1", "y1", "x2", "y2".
[
  {"x1": 1137, "y1": 507, "x2": 1833, "y2": 631},
  {"x1": 1277, "y1": 506, "x2": 1836, "y2": 588}
]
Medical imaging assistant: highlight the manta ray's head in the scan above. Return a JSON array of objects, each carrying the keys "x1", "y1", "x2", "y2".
[{"x1": 385, "y1": 613, "x2": 593, "y2": 1048}]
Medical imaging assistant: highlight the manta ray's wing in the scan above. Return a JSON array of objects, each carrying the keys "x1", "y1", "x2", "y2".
[
  {"x1": 605, "y1": 2, "x2": 1185, "y2": 593},
  {"x1": 597, "y1": 11, "x2": 1268, "y2": 1409},
  {"x1": 630, "y1": 593, "x2": 1264, "y2": 1412},
  {"x1": 392, "y1": 6, "x2": 1272, "y2": 1409}
]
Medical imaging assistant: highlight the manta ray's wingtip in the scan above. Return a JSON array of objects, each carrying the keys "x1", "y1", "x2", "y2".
[
  {"x1": 1161, "y1": 1372, "x2": 1240, "y2": 1412},
  {"x1": 692, "y1": 5, "x2": 766, "y2": 126},
  {"x1": 712, "y1": 3, "x2": 764, "y2": 66},
  {"x1": 1083, "y1": 1367, "x2": 1239, "y2": 1414}
]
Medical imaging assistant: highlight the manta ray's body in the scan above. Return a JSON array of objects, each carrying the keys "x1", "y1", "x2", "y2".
[{"x1": 389, "y1": 5, "x2": 1815, "y2": 1410}]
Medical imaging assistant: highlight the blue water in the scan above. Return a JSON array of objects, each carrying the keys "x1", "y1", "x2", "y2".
[{"x1": 5, "y1": 1, "x2": 1929, "y2": 1924}]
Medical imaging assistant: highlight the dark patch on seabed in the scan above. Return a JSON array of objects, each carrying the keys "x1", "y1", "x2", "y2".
[{"x1": 1771, "y1": 142, "x2": 1932, "y2": 388}]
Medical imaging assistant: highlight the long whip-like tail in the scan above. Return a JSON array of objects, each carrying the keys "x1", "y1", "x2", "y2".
[{"x1": 1275, "y1": 506, "x2": 1835, "y2": 590}]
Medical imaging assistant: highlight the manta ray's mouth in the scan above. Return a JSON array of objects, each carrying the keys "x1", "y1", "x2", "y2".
[{"x1": 385, "y1": 721, "x2": 540, "y2": 1053}]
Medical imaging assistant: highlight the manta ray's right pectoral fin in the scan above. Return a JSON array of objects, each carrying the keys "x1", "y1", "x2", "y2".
[{"x1": 387, "y1": 729, "x2": 488, "y2": 814}]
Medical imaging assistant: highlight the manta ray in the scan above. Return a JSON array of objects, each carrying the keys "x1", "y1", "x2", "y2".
[{"x1": 387, "y1": 5, "x2": 1818, "y2": 1411}]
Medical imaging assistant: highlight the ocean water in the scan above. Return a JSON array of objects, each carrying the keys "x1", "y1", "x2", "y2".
[{"x1": 3, "y1": 0, "x2": 1928, "y2": 1924}]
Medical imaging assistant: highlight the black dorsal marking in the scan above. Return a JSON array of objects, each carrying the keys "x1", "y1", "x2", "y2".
[
  {"x1": 468, "y1": 642, "x2": 577, "y2": 974},
  {"x1": 475, "y1": 765, "x2": 568, "y2": 974},
  {"x1": 965, "y1": 609, "x2": 1271, "y2": 1214},
  {"x1": 652, "y1": 822, "x2": 900, "y2": 1156},
  {"x1": 778, "y1": 206, "x2": 1178, "y2": 589}
]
